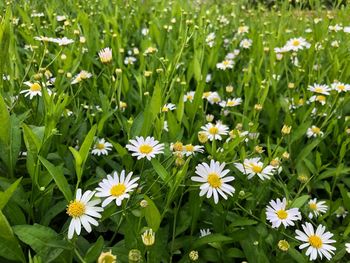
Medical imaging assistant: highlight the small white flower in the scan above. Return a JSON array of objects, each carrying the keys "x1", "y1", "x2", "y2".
[
  {"x1": 346, "y1": 243, "x2": 350, "y2": 254},
  {"x1": 71, "y1": 70, "x2": 92, "y2": 84},
  {"x1": 331, "y1": 82, "x2": 350, "y2": 93},
  {"x1": 51, "y1": 37, "x2": 74, "y2": 46},
  {"x1": 124, "y1": 56, "x2": 137, "y2": 65},
  {"x1": 98, "y1": 47, "x2": 112, "y2": 63},
  {"x1": 162, "y1": 103, "x2": 176, "y2": 112},
  {"x1": 200, "y1": 122, "x2": 229, "y2": 141},
  {"x1": 308, "y1": 84, "x2": 330, "y2": 95},
  {"x1": 308, "y1": 198, "x2": 328, "y2": 219},
  {"x1": 265, "y1": 198, "x2": 301, "y2": 228},
  {"x1": 184, "y1": 91, "x2": 195, "y2": 102},
  {"x1": 191, "y1": 160, "x2": 235, "y2": 204},
  {"x1": 20, "y1": 81, "x2": 42, "y2": 99},
  {"x1": 234, "y1": 157, "x2": 275, "y2": 180},
  {"x1": 295, "y1": 222, "x2": 336, "y2": 261},
  {"x1": 239, "y1": 38, "x2": 252, "y2": 49},
  {"x1": 306, "y1": 126, "x2": 324, "y2": 138},
  {"x1": 182, "y1": 144, "x2": 204, "y2": 156},
  {"x1": 200, "y1": 229, "x2": 211, "y2": 237},
  {"x1": 216, "y1": 59, "x2": 234, "y2": 70},
  {"x1": 66, "y1": 189, "x2": 103, "y2": 239},
  {"x1": 95, "y1": 170, "x2": 140, "y2": 207},
  {"x1": 91, "y1": 138, "x2": 113, "y2": 156},
  {"x1": 206, "y1": 92, "x2": 221, "y2": 104},
  {"x1": 219, "y1": 98, "x2": 242, "y2": 108},
  {"x1": 126, "y1": 136, "x2": 164, "y2": 160},
  {"x1": 284, "y1": 37, "x2": 311, "y2": 51}
]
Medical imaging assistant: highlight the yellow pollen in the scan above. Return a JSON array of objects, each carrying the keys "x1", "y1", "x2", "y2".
[
  {"x1": 30, "y1": 83, "x2": 41, "y2": 92},
  {"x1": 311, "y1": 127, "x2": 320, "y2": 134},
  {"x1": 208, "y1": 126, "x2": 219, "y2": 135},
  {"x1": 96, "y1": 143, "x2": 105, "y2": 150},
  {"x1": 110, "y1": 184, "x2": 126, "y2": 197},
  {"x1": 227, "y1": 101, "x2": 236, "y2": 106},
  {"x1": 66, "y1": 200, "x2": 85, "y2": 218},
  {"x1": 139, "y1": 144, "x2": 153, "y2": 154},
  {"x1": 251, "y1": 164, "x2": 263, "y2": 173},
  {"x1": 185, "y1": 144, "x2": 194, "y2": 152},
  {"x1": 292, "y1": 40, "x2": 300, "y2": 46},
  {"x1": 314, "y1": 87, "x2": 323, "y2": 93},
  {"x1": 223, "y1": 60, "x2": 230, "y2": 66},
  {"x1": 187, "y1": 95, "x2": 193, "y2": 100},
  {"x1": 207, "y1": 173, "x2": 222, "y2": 188},
  {"x1": 162, "y1": 106, "x2": 168, "y2": 112},
  {"x1": 338, "y1": 85, "x2": 345, "y2": 90},
  {"x1": 276, "y1": 209, "x2": 288, "y2": 220},
  {"x1": 309, "y1": 203, "x2": 317, "y2": 210},
  {"x1": 309, "y1": 235, "x2": 322, "y2": 249},
  {"x1": 316, "y1": 95, "x2": 326, "y2": 102}
]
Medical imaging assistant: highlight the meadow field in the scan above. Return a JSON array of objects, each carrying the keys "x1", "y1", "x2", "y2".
[{"x1": 1, "y1": 0, "x2": 350, "y2": 262}]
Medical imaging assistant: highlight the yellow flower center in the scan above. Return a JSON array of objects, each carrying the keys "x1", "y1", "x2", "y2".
[
  {"x1": 292, "y1": 40, "x2": 300, "y2": 47},
  {"x1": 223, "y1": 60, "x2": 230, "y2": 66},
  {"x1": 251, "y1": 164, "x2": 263, "y2": 173},
  {"x1": 309, "y1": 203, "x2": 317, "y2": 210},
  {"x1": 172, "y1": 142, "x2": 183, "y2": 152},
  {"x1": 208, "y1": 126, "x2": 219, "y2": 135},
  {"x1": 227, "y1": 101, "x2": 236, "y2": 106},
  {"x1": 66, "y1": 200, "x2": 85, "y2": 218},
  {"x1": 316, "y1": 95, "x2": 326, "y2": 102},
  {"x1": 311, "y1": 127, "x2": 320, "y2": 134},
  {"x1": 276, "y1": 209, "x2": 288, "y2": 220},
  {"x1": 139, "y1": 144, "x2": 153, "y2": 154},
  {"x1": 207, "y1": 173, "x2": 222, "y2": 188},
  {"x1": 110, "y1": 184, "x2": 126, "y2": 197},
  {"x1": 96, "y1": 143, "x2": 105, "y2": 150},
  {"x1": 162, "y1": 106, "x2": 168, "y2": 112},
  {"x1": 187, "y1": 95, "x2": 193, "y2": 100},
  {"x1": 30, "y1": 83, "x2": 41, "y2": 92},
  {"x1": 338, "y1": 85, "x2": 345, "y2": 91},
  {"x1": 308, "y1": 235, "x2": 322, "y2": 249},
  {"x1": 185, "y1": 144, "x2": 194, "y2": 152},
  {"x1": 314, "y1": 87, "x2": 324, "y2": 93}
]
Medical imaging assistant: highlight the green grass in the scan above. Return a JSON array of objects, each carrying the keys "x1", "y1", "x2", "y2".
[{"x1": 0, "y1": 0, "x2": 350, "y2": 262}]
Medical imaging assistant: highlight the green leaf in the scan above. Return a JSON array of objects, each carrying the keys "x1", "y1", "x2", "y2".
[
  {"x1": 141, "y1": 82, "x2": 161, "y2": 136},
  {"x1": 151, "y1": 159, "x2": 170, "y2": 183},
  {"x1": 143, "y1": 195, "x2": 161, "y2": 232},
  {"x1": 0, "y1": 94, "x2": 10, "y2": 150},
  {"x1": 22, "y1": 124, "x2": 41, "y2": 180},
  {"x1": 0, "y1": 210, "x2": 25, "y2": 262},
  {"x1": 38, "y1": 156, "x2": 72, "y2": 202},
  {"x1": 290, "y1": 195, "x2": 309, "y2": 209},
  {"x1": 84, "y1": 236, "x2": 104, "y2": 263},
  {"x1": 193, "y1": 234, "x2": 233, "y2": 248},
  {"x1": 13, "y1": 224, "x2": 71, "y2": 262},
  {"x1": 0, "y1": 177, "x2": 22, "y2": 210},
  {"x1": 288, "y1": 247, "x2": 307, "y2": 263},
  {"x1": 79, "y1": 124, "x2": 97, "y2": 166}
]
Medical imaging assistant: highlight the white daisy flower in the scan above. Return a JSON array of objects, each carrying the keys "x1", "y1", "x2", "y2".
[
  {"x1": 20, "y1": 81, "x2": 42, "y2": 99},
  {"x1": 331, "y1": 82, "x2": 350, "y2": 93},
  {"x1": 91, "y1": 138, "x2": 113, "y2": 156},
  {"x1": 182, "y1": 144, "x2": 204, "y2": 156},
  {"x1": 308, "y1": 95, "x2": 326, "y2": 105},
  {"x1": 124, "y1": 56, "x2": 137, "y2": 65},
  {"x1": 184, "y1": 91, "x2": 195, "y2": 102},
  {"x1": 284, "y1": 37, "x2": 311, "y2": 51},
  {"x1": 265, "y1": 197, "x2": 302, "y2": 228},
  {"x1": 71, "y1": 70, "x2": 92, "y2": 84},
  {"x1": 219, "y1": 98, "x2": 242, "y2": 108},
  {"x1": 95, "y1": 170, "x2": 140, "y2": 207},
  {"x1": 308, "y1": 198, "x2": 328, "y2": 219},
  {"x1": 125, "y1": 136, "x2": 164, "y2": 160},
  {"x1": 237, "y1": 25, "x2": 249, "y2": 34},
  {"x1": 191, "y1": 160, "x2": 235, "y2": 204},
  {"x1": 200, "y1": 122, "x2": 229, "y2": 141},
  {"x1": 307, "y1": 84, "x2": 331, "y2": 95},
  {"x1": 200, "y1": 228, "x2": 211, "y2": 237},
  {"x1": 295, "y1": 222, "x2": 336, "y2": 261},
  {"x1": 206, "y1": 92, "x2": 221, "y2": 104},
  {"x1": 98, "y1": 47, "x2": 112, "y2": 63},
  {"x1": 216, "y1": 59, "x2": 234, "y2": 70},
  {"x1": 239, "y1": 38, "x2": 252, "y2": 49},
  {"x1": 52, "y1": 37, "x2": 74, "y2": 46},
  {"x1": 66, "y1": 189, "x2": 103, "y2": 239},
  {"x1": 346, "y1": 243, "x2": 350, "y2": 254},
  {"x1": 162, "y1": 103, "x2": 176, "y2": 112},
  {"x1": 234, "y1": 157, "x2": 275, "y2": 180},
  {"x1": 306, "y1": 126, "x2": 324, "y2": 138}
]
